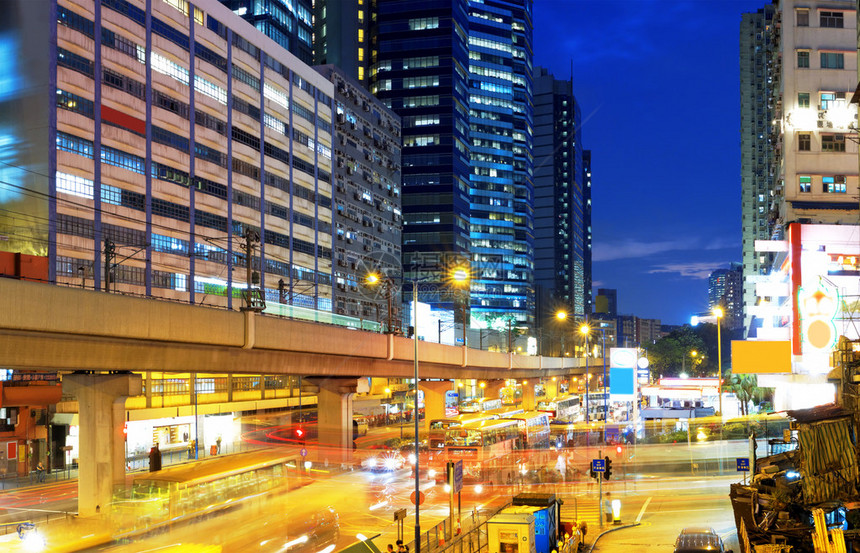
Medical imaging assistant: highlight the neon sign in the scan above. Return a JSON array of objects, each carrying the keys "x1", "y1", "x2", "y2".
[{"x1": 798, "y1": 283, "x2": 839, "y2": 352}]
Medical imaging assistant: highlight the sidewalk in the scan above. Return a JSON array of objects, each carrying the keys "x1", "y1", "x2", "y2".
[{"x1": 0, "y1": 467, "x2": 80, "y2": 491}]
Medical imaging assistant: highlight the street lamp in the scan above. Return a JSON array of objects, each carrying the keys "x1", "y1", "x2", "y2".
[
  {"x1": 365, "y1": 273, "x2": 394, "y2": 334},
  {"x1": 407, "y1": 264, "x2": 469, "y2": 553},
  {"x1": 581, "y1": 324, "x2": 608, "y2": 442},
  {"x1": 555, "y1": 311, "x2": 567, "y2": 356},
  {"x1": 714, "y1": 307, "x2": 724, "y2": 417}
]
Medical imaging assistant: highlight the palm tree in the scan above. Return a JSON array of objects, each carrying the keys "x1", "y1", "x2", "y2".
[{"x1": 728, "y1": 374, "x2": 759, "y2": 416}]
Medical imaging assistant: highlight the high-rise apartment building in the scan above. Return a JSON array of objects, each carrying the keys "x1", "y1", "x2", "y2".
[
  {"x1": 533, "y1": 67, "x2": 587, "y2": 329},
  {"x1": 315, "y1": 65, "x2": 402, "y2": 325},
  {"x1": 218, "y1": 0, "x2": 314, "y2": 66},
  {"x1": 742, "y1": 1, "x2": 859, "y2": 336},
  {"x1": 708, "y1": 263, "x2": 743, "y2": 332},
  {"x1": 583, "y1": 149, "x2": 593, "y2": 315},
  {"x1": 1, "y1": 0, "x2": 335, "y2": 310},
  {"x1": 740, "y1": 4, "x2": 778, "y2": 337}
]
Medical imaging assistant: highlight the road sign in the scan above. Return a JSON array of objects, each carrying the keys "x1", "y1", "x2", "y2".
[
  {"x1": 453, "y1": 460, "x2": 463, "y2": 493},
  {"x1": 394, "y1": 509, "x2": 407, "y2": 522},
  {"x1": 300, "y1": 447, "x2": 308, "y2": 458},
  {"x1": 592, "y1": 458, "x2": 606, "y2": 472},
  {"x1": 410, "y1": 490, "x2": 425, "y2": 506},
  {"x1": 736, "y1": 457, "x2": 750, "y2": 472}
]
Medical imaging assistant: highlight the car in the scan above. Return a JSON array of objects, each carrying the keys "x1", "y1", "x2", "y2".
[
  {"x1": 360, "y1": 445, "x2": 405, "y2": 472},
  {"x1": 673, "y1": 527, "x2": 733, "y2": 553}
]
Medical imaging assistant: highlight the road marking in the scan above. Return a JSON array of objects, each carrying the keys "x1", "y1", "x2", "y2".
[
  {"x1": 655, "y1": 508, "x2": 725, "y2": 513},
  {"x1": 635, "y1": 497, "x2": 651, "y2": 523}
]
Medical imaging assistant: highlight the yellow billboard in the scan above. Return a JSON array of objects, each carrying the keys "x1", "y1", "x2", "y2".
[{"x1": 731, "y1": 341, "x2": 792, "y2": 374}]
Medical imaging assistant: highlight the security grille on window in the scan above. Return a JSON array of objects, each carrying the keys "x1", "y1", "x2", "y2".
[{"x1": 820, "y1": 11, "x2": 843, "y2": 28}]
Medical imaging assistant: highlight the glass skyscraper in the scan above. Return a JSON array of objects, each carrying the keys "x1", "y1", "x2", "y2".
[
  {"x1": 466, "y1": 0, "x2": 534, "y2": 327},
  {"x1": 219, "y1": 0, "x2": 314, "y2": 65}
]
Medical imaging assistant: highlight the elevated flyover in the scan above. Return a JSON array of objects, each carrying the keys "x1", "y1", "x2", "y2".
[
  {"x1": 0, "y1": 277, "x2": 594, "y2": 516},
  {"x1": 0, "y1": 278, "x2": 585, "y2": 380}
]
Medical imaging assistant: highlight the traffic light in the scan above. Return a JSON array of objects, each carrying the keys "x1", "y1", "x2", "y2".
[
  {"x1": 604, "y1": 456, "x2": 613, "y2": 480},
  {"x1": 295, "y1": 427, "x2": 306, "y2": 443},
  {"x1": 589, "y1": 466, "x2": 596, "y2": 479},
  {"x1": 616, "y1": 444, "x2": 623, "y2": 456}
]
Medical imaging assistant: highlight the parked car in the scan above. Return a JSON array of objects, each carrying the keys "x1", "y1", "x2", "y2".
[{"x1": 673, "y1": 527, "x2": 733, "y2": 553}]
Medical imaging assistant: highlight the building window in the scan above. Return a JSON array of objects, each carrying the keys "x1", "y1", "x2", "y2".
[
  {"x1": 798, "y1": 133, "x2": 811, "y2": 151},
  {"x1": 823, "y1": 176, "x2": 847, "y2": 193},
  {"x1": 797, "y1": 50, "x2": 810, "y2": 68},
  {"x1": 820, "y1": 52, "x2": 844, "y2": 69},
  {"x1": 409, "y1": 17, "x2": 439, "y2": 31},
  {"x1": 798, "y1": 92, "x2": 810, "y2": 108},
  {"x1": 821, "y1": 134, "x2": 846, "y2": 152},
  {"x1": 799, "y1": 176, "x2": 812, "y2": 193},
  {"x1": 820, "y1": 92, "x2": 836, "y2": 110},
  {"x1": 820, "y1": 11, "x2": 843, "y2": 28},
  {"x1": 796, "y1": 8, "x2": 809, "y2": 26}
]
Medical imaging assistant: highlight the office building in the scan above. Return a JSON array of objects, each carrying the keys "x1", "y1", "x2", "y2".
[
  {"x1": 466, "y1": 0, "x2": 535, "y2": 327},
  {"x1": 1, "y1": 0, "x2": 335, "y2": 311},
  {"x1": 595, "y1": 288, "x2": 617, "y2": 318},
  {"x1": 315, "y1": 65, "x2": 403, "y2": 325},
  {"x1": 583, "y1": 149, "x2": 593, "y2": 316},
  {"x1": 369, "y1": 0, "x2": 473, "y2": 320},
  {"x1": 218, "y1": 0, "x2": 314, "y2": 66},
  {"x1": 533, "y1": 66, "x2": 588, "y2": 336},
  {"x1": 313, "y1": 0, "x2": 372, "y2": 86},
  {"x1": 617, "y1": 315, "x2": 663, "y2": 348}
]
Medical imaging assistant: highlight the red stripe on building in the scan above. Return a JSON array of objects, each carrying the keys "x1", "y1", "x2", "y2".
[
  {"x1": 789, "y1": 223, "x2": 802, "y2": 356},
  {"x1": 101, "y1": 105, "x2": 146, "y2": 135}
]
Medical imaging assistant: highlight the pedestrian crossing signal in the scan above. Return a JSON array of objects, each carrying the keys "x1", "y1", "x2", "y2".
[{"x1": 604, "y1": 456, "x2": 613, "y2": 480}]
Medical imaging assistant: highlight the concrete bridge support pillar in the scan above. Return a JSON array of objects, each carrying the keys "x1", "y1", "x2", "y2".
[
  {"x1": 420, "y1": 380, "x2": 452, "y2": 431},
  {"x1": 63, "y1": 372, "x2": 142, "y2": 518},
  {"x1": 308, "y1": 378, "x2": 358, "y2": 465},
  {"x1": 521, "y1": 380, "x2": 536, "y2": 411},
  {"x1": 486, "y1": 379, "x2": 507, "y2": 401},
  {"x1": 545, "y1": 378, "x2": 559, "y2": 400}
]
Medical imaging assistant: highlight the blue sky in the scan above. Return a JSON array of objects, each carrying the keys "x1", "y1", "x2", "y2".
[{"x1": 532, "y1": 0, "x2": 765, "y2": 325}]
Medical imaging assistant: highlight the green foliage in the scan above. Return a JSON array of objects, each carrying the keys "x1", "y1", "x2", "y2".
[{"x1": 648, "y1": 325, "x2": 710, "y2": 378}]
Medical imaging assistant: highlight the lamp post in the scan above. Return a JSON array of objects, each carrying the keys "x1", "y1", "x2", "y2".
[
  {"x1": 365, "y1": 273, "x2": 394, "y2": 334},
  {"x1": 404, "y1": 265, "x2": 469, "y2": 553},
  {"x1": 714, "y1": 307, "x2": 724, "y2": 417}
]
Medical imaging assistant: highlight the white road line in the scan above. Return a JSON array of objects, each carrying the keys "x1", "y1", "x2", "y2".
[
  {"x1": 635, "y1": 497, "x2": 652, "y2": 523},
  {"x1": 654, "y1": 508, "x2": 725, "y2": 513}
]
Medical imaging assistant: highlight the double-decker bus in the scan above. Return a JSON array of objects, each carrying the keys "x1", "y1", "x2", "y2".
[
  {"x1": 459, "y1": 397, "x2": 504, "y2": 413},
  {"x1": 584, "y1": 391, "x2": 611, "y2": 421},
  {"x1": 429, "y1": 419, "x2": 521, "y2": 487},
  {"x1": 428, "y1": 412, "x2": 501, "y2": 449},
  {"x1": 536, "y1": 394, "x2": 582, "y2": 422},
  {"x1": 499, "y1": 410, "x2": 552, "y2": 450},
  {"x1": 112, "y1": 448, "x2": 304, "y2": 537}
]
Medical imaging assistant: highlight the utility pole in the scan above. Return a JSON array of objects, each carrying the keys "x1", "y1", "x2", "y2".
[
  {"x1": 507, "y1": 318, "x2": 512, "y2": 353},
  {"x1": 241, "y1": 229, "x2": 263, "y2": 311},
  {"x1": 103, "y1": 239, "x2": 115, "y2": 293}
]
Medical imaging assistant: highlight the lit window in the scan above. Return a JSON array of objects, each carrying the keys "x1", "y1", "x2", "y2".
[
  {"x1": 823, "y1": 176, "x2": 847, "y2": 193},
  {"x1": 799, "y1": 176, "x2": 811, "y2": 192},
  {"x1": 798, "y1": 92, "x2": 810, "y2": 108},
  {"x1": 358, "y1": 29, "x2": 364, "y2": 42},
  {"x1": 358, "y1": 47, "x2": 364, "y2": 61}
]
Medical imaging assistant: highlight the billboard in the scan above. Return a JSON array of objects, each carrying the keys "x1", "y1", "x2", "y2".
[{"x1": 609, "y1": 348, "x2": 637, "y2": 401}]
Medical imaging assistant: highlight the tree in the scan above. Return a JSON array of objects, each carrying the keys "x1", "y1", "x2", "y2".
[
  {"x1": 648, "y1": 325, "x2": 708, "y2": 378},
  {"x1": 727, "y1": 374, "x2": 771, "y2": 416}
]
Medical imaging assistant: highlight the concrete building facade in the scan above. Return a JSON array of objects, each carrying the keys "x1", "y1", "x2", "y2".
[{"x1": 0, "y1": 0, "x2": 336, "y2": 311}]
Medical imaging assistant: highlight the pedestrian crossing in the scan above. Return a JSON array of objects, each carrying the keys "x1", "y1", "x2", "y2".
[{"x1": 559, "y1": 498, "x2": 602, "y2": 528}]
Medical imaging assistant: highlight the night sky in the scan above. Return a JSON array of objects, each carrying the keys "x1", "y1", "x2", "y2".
[{"x1": 533, "y1": 0, "x2": 765, "y2": 325}]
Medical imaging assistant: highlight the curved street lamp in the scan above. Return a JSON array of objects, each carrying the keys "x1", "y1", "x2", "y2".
[{"x1": 714, "y1": 307, "x2": 724, "y2": 417}]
